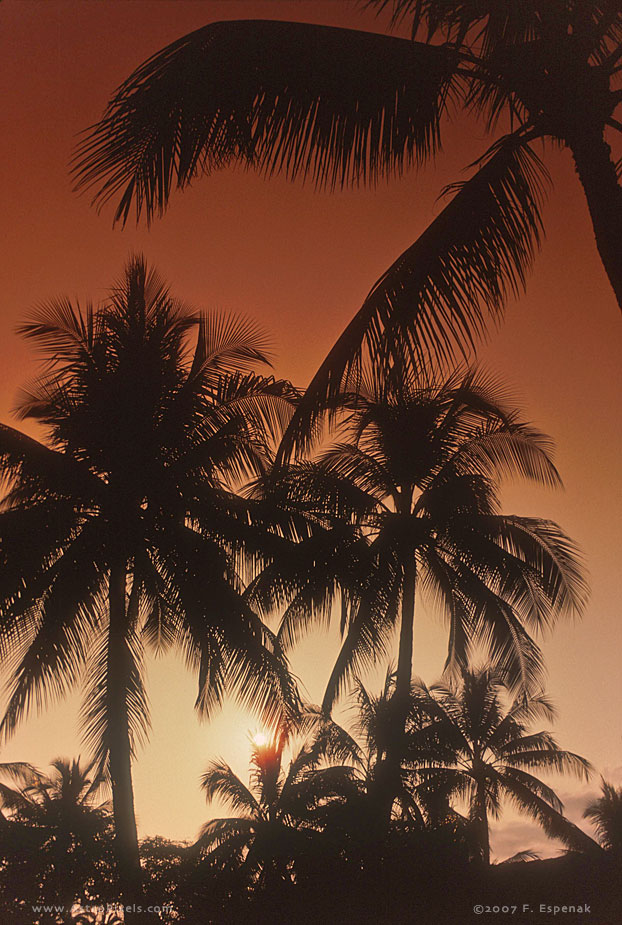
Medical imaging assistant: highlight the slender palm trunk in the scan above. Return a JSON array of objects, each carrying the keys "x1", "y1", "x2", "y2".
[
  {"x1": 378, "y1": 553, "x2": 416, "y2": 826},
  {"x1": 395, "y1": 555, "x2": 416, "y2": 708},
  {"x1": 569, "y1": 126, "x2": 622, "y2": 312},
  {"x1": 107, "y1": 561, "x2": 143, "y2": 918},
  {"x1": 472, "y1": 772, "x2": 490, "y2": 866}
]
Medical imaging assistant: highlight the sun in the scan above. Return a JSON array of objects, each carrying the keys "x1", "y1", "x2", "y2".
[{"x1": 252, "y1": 731, "x2": 268, "y2": 747}]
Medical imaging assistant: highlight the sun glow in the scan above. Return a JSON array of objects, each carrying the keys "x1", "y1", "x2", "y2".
[{"x1": 252, "y1": 731, "x2": 268, "y2": 747}]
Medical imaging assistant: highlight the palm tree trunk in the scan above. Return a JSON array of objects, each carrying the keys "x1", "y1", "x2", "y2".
[
  {"x1": 472, "y1": 776, "x2": 490, "y2": 866},
  {"x1": 378, "y1": 554, "x2": 416, "y2": 825},
  {"x1": 395, "y1": 555, "x2": 416, "y2": 707},
  {"x1": 107, "y1": 561, "x2": 143, "y2": 919},
  {"x1": 569, "y1": 126, "x2": 622, "y2": 312}
]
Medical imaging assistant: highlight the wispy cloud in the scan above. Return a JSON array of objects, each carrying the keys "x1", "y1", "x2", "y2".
[{"x1": 491, "y1": 765, "x2": 622, "y2": 862}]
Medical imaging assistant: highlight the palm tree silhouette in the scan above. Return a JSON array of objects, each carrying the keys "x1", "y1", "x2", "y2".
[
  {"x1": 583, "y1": 779, "x2": 622, "y2": 855},
  {"x1": 350, "y1": 669, "x2": 466, "y2": 833},
  {"x1": 73, "y1": 4, "x2": 622, "y2": 451},
  {"x1": 195, "y1": 718, "x2": 362, "y2": 891},
  {"x1": 406, "y1": 668, "x2": 597, "y2": 863},
  {"x1": 0, "y1": 757, "x2": 115, "y2": 923},
  {"x1": 0, "y1": 256, "x2": 298, "y2": 915},
  {"x1": 271, "y1": 363, "x2": 586, "y2": 819}
]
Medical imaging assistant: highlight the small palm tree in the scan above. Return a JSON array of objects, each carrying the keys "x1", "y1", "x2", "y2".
[
  {"x1": 0, "y1": 758, "x2": 115, "y2": 924},
  {"x1": 0, "y1": 255, "x2": 298, "y2": 913},
  {"x1": 406, "y1": 668, "x2": 596, "y2": 863},
  {"x1": 195, "y1": 718, "x2": 362, "y2": 890},
  {"x1": 351, "y1": 669, "x2": 466, "y2": 833},
  {"x1": 583, "y1": 779, "x2": 622, "y2": 855}
]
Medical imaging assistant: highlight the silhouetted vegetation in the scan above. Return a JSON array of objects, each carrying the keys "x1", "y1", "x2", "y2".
[
  {"x1": 0, "y1": 257, "x2": 299, "y2": 918},
  {"x1": 73, "y1": 2, "x2": 622, "y2": 459},
  {"x1": 4, "y1": 6, "x2": 622, "y2": 915},
  {"x1": 0, "y1": 759, "x2": 118, "y2": 923},
  {"x1": 0, "y1": 254, "x2": 614, "y2": 921}
]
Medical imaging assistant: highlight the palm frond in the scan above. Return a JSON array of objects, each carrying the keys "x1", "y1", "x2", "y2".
[
  {"x1": 451, "y1": 424, "x2": 561, "y2": 489},
  {"x1": 279, "y1": 136, "x2": 548, "y2": 459},
  {"x1": 0, "y1": 423, "x2": 103, "y2": 503},
  {"x1": 73, "y1": 20, "x2": 457, "y2": 221},
  {"x1": 502, "y1": 743, "x2": 593, "y2": 781},
  {"x1": 187, "y1": 311, "x2": 274, "y2": 386},
  {"x1": 0, "y1": 531, "x2": 107, "y2": 742},
  {"x1": 194, "y1": 815, "x2": 254, "y2": 853},
  {"x1": 80, "y1": 624, "x2": 151, "y2": 774},
  {"x1": 17, "y1": 297, "x2": 99, "y2": 365},
  {"x1": 0, "y1": 761, "x2": 40, "y2": 786},
  {"x1": 500, "y1": 766, "x2": 603, "y2": 855},
  {"x1": 322, "y1": 576, "x2": 399, "y2": 713},
  {"x1": 583, "y1": 779, "x2": 622, "y2": 852},
  {"x1": 201, "y1": 760, "x2": 261, "y2": 817}
]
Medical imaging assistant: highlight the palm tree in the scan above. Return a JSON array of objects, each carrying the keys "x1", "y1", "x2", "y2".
[
  {"x1": 268, "y1": 363, "x2": 586, "y2": 820},
  {"x1": 405, "y1": 667, "x2": 597, "y2": 864},
  {"x1": 73, "y1": 4, "x2": 622, "y2": 452},
  {"x1": 194, "y1": 718, "x2": 362, "y2": 892},
  {"x1": 583, "y1": 779, "x2": 622, "y2": 855},
  {"x1": 0, "y1": 255, "x2": 298, "y2": 914},
  {"x1": 0, "y1": 757, "x2": 115, "y2": 924},
  {"x1": 350, "y1": 668, "x2": 466, "y2": 833}
]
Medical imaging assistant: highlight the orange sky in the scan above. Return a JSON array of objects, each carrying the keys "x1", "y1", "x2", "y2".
[{"x1": 1, "y1": 0, "x2": 621, "y2": 860}]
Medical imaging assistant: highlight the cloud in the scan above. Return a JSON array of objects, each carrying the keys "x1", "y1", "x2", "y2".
[
  {"x1": 492, "y1": 764, "x2": 622, "y2": 860},
  {"x1": 491, "y1": 818, "x2": 555, "y2": 863}
]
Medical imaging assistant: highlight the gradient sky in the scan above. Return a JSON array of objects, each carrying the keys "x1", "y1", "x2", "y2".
[{"x1": 1, "y1": 0, "x2": 621, "y2": 860}]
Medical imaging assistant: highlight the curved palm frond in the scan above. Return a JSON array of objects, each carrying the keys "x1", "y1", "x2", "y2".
[
  {"x1": 73, "y1": 20, "x2": 458, "y2": 221},
  {"x1": 279, "y1": 136, "x2": 548, "y2": 459},
  {"x1": 501, "y1": 766, "x2": 602, "y2": 855},
  {"x1": 201, "y1": 760, "x2": 261, "y2": 817},
  {"x1": 79, "y1": 625, "x2": 151, "y2": 775},
  {"x1": 0, "y1": 524, "x2": 108, "y2": 743},
  {"x1": 194, "y1": 815, "x2": 254, "y2": 854}
]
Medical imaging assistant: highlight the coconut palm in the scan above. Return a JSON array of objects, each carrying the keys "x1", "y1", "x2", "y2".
[
  {"x1": 349, "y1": 668, "x2": 466, "y2": 832},
  {"x1": 405, "y1": 667, "x2": 597, "y2": 863},
  {"x1": 195, "y1": 717, "x2": 363, "y2": 891},
  {"x1": 73, "y1": 4, "x2": 622, "y2": 454},
  {"x1": 0, "y1": 757, "x2": 115, "y2": 924},
  {"x1": 0, "y1": 255, "x2": 298, "y2": 915},
  {"x1": 583, "y1": 779, "x2": 622, "y2": 855},
  {"x1": 267, "y1": 363, "x2": 586, "y2": 820}
]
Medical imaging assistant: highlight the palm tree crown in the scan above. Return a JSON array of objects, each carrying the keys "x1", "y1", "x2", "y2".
[
  {"x1": 583, "y1": 779, "x2": 622, "y2": 855},
  {"x1": 406, "y1": 667, "x2": 596, "y2": 863},
  {"x1": 195, "y1": 717, "x2": 362, "y2": 888},
  {"x1": 0, "y1": 757, "x2": 115, "y2": 921},
  {"x1": 314, "y1": 364, "x2": 586, "y2": 706}
]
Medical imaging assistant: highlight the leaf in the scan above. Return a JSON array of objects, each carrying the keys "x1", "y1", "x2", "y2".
[
  {"x1": 73, "y1": 20, "x2": 457, "y2": 221},
  {"x1": 279, "y1": 137, "x2": 549, "y2": 459}
]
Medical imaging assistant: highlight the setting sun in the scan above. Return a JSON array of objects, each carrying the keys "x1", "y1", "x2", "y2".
[{"x1": 252, "y1": 731, "x2": 269, "y2": 748}]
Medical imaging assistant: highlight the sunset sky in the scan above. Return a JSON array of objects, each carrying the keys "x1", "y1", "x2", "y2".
[{"x1": 1, "y1": 0, "x2": 621, "y2": 861}]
